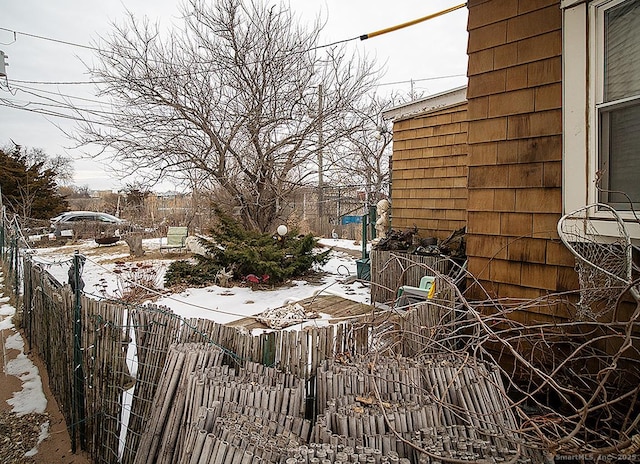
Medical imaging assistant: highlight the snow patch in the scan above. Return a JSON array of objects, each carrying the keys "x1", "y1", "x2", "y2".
[
  {"x1": 0, "y1": 303, "x2": 15, "y2": 330},
  {"x1": 4, "y1": 332, "x2": 48, "y2": 415}
]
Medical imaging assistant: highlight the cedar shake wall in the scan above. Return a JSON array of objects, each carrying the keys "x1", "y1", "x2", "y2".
[
  {"x1": 465, "y1": 0, "x2": 577, "y2": 316},
  {"x1": 390, "y1": 103, "x2": 469, "y2": 240}
]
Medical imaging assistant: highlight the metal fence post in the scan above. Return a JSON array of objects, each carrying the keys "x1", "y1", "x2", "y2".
[
  {"x1": 71, "y1": 251, "x2": 87, "y2": 452},
  {"x1": 0, "y1": 208, "x2": 5, "y2": 261},
  {"x1": 9, "y1": 234, "x2": 16, "y2": 289},
  {"x1": 13, "y1": 221, "x2": 20, "y2": 297}
]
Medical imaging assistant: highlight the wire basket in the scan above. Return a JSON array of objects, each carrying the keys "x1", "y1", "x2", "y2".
[{"x1": 557, "y1": 203, "x2": 633, "y2": 320}]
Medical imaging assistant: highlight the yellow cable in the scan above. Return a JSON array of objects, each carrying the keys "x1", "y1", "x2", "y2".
[{"x1": 360, "y1": 3, "x2": 467, "y2": 40}]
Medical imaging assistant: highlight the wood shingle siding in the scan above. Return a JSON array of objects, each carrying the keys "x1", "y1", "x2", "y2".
[
  {"x1": 384, "y1": 0, "x2": 577, "y2": 319},
  {"x1": 465, "y1": 0, "x2": 575, "y2": 306},
  {"x1": 390, "y1": 101, "x2": 469, "y2": 239}
]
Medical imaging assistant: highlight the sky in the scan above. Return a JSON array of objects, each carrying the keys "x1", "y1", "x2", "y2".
[{"x1": 0, "y1": 0, "x2": 469, "y2": 191}]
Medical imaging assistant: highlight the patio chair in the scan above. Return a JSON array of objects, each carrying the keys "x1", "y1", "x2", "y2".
[
  {"x1": 160, "y1": 226, "x2": 188, "y2": 253},
  {"x1": 396, "y1": 275, "x2": 436, "y2": 307}
]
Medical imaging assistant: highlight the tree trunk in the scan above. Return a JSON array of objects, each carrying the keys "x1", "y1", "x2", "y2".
[{"x1": 125, "y1": 234, "x2": 144, "y2": 258}]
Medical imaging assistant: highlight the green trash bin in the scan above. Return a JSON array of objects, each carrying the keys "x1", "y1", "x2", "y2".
[{"x1": 356, "y1": 258, "x2": 371, "y2": 281}]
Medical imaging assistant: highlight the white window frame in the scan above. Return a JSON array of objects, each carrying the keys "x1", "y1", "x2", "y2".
[{"x1": 562, "y1": 0, "x2": 640, "y2": 240}]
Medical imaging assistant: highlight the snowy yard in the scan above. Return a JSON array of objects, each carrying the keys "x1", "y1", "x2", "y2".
[{"x1": 27, "y1": 236, "x2": 372, "y2": 328}]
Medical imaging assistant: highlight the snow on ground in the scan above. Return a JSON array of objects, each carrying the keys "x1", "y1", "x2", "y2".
[
  {"x1": 28, "y1": 237, "x2": 372, "y2": 327},
  {"x1": 317, "y1": 237, "x2": 368, "y2": 252},
  {"x1": 7, "y1": 237, "x2": 372, "y2": 458},
  {"x1": 4, "y1": 332, "x2": 48, "y2": 415},
  {"x1": 0, "y1": 271, "x2": 50, "y2": 458}
]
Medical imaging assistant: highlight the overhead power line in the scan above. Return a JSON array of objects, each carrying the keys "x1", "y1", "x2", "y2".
[
  {"x1": 0, "y1": 98, "x2": 118, "y2": 126},
  {"x1": 0, "y1": 2, "x2": 468, "y2": 59},
  {"x1": 7, "y1": 73, "x2": 465, "y2": 91},
  {"x1": 378, "y1": 74, "x2": 467, "y2": 87},
  {"x1": 1, "y1": 3, "x2": 467, "y2": 115},
  {"x1": 0, "y1": 26, "x2": 101, "y2": 51},
  {"x1": 9, "y1": 79, "x2": 96, "y2": 85},
  {"x1": 11, "y1": 82, "x2": 110, "y2": 105}
]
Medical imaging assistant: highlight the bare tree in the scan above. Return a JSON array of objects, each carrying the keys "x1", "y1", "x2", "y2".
[
  {"x1": 22, "y1": 147, "x2": 75, "y2": 186},
  {"x1": 76, "y1": 0, "x2": 379, "y2": 232},
  {"x1": 326, "y1": 94, "x2": 394, "y2": 200}
]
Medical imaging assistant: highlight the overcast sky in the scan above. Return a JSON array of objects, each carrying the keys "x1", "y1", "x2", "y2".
[{"x1": 0, "y1": 0, "x2": 468, "y2": 191}]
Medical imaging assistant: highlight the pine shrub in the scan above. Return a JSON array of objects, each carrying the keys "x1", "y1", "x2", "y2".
[{"x1": 164, "y1": 210, "x2": 330, "y2": 287}]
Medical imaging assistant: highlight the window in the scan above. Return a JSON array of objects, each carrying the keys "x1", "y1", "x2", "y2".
[
  {"x1": 563, "y1": 0, "x2": 640, "y2": 225},
  {"x1": 596, "y1": 0, "x2": 640, "y2": 208}
]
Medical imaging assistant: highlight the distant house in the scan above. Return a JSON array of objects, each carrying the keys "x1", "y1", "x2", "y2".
[
  {"x1": 383, "y1": 86, "x2": 468, "y2": 240},
  {"x1": 384, "y1": 0, "x2": 640, "y2": 322}
]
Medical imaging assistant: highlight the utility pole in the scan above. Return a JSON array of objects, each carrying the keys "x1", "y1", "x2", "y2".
[
  {"x1": 0, "y1": 51, "x2": 7, "y2": 78},
  {"x1": 317, "y1": 84, "x2": 324, "y2": 222}
]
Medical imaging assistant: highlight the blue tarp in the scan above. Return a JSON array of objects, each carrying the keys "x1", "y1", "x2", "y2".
[{"x1": 340, "y1": 215, "x2": 362, "y2": 225}]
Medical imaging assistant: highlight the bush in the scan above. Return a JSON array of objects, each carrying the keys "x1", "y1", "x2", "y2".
[
  {"x1": 164, "y1": 257, "x2": 223, "y2": 287},
  {"x1": 164, "y1": 211, "x2": 330, "y2": 288}
]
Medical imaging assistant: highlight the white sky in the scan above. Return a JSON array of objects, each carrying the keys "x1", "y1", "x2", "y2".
[{"x1": 0, "y1": 0, "x2": 469, "y2": 191}]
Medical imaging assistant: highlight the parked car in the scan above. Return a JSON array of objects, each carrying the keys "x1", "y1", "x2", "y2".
[{"x1": 50, "y1": 211, "x2": 126, "y2": 240}]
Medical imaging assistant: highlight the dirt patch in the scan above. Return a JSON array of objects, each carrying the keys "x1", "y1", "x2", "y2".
[
  {"x1": 0, "y1": 411, "x2": 50, "y2": 463},
  {"x1": 1, "y1": 325, "x2": 90, "y2": 464}
]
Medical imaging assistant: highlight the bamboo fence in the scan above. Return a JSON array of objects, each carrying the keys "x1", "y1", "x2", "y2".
[
  {"x1": 369, "y1": 250, "x2": 454, "y2": 305},
  {"x1": 311, "y1": 355, "x2": 538, "y2": 463},
  {"x1": 137, "y1": 347, "x2": 538, "y2": 463},
  {"x1": 22, "y1": 260, "x2": 77, "y2": 442},
  {"x1": 20, "y1": 258, "x2": 464, "y2": 463}
]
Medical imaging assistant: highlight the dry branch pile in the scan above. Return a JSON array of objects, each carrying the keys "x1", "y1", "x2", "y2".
[
  {"x1": 448, "y1": 298, "x2": 640, "y2": 458},
  {"x1": 371, "y1": 251, "x2": 640, "y2": 460}
]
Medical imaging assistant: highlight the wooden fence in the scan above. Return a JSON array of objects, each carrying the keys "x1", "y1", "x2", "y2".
[
  {"x1": 18, "y1": 255, "x2": 460, "y2": 463},
  {"x1": 369, "y1": 249, "x2": 455, "y2": 304}
]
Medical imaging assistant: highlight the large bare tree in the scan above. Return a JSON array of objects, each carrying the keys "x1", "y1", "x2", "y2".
[
  {"x1": 77, "y1": 0, "x2": 378, "y2": 232},
  {"x1": 325, "y1": 95, "x2": 394, "y2": 199}
]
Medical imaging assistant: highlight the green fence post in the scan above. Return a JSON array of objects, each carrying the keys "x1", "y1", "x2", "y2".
[
  {"x1": 369, "y1": 205, "x2": 377, "y2": 241},
  {"x1": 71, "y1": 251, "x2": 87, "y2": 452},
  {"x1": 9, "y1": 235, "x2": 16, "y2": 290},
  {"x1": 360, "y1": 213, "x2": 367, "y2": 260},
  {"x1": 0, "y1": 214, "x2": 5, "y2": 261},
  {"x1": 262, "y1": 332, "x2": 276, "y2": 367},
  {"x1": 356, "y1": 212, "x2": 371, "y2": 280},
  {"x1": 13, "y1": 221, "x2": 20, "y2": 297}
]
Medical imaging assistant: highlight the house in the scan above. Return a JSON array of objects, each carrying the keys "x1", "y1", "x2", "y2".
[
  {"x1": 383, "y1": 85, "x2": 468, "y2": 240},
  {"x1": 384, "y1": 0, "x2": 640, "y2": 324}
]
